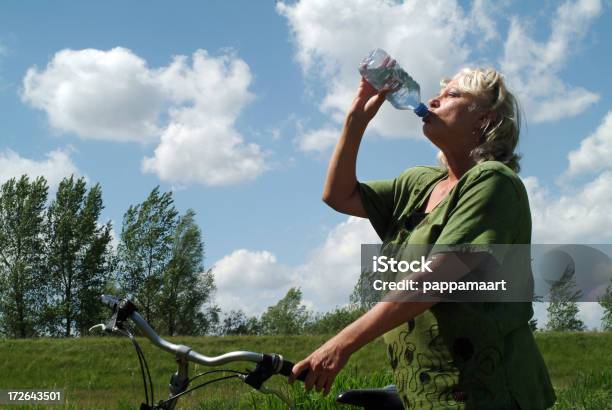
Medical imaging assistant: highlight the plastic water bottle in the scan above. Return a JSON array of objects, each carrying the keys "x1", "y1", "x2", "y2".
[{"x1": 358, "y1": 48, "x2": 429, "y2": 117}]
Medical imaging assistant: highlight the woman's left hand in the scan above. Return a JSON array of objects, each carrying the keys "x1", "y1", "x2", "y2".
[{"x1": 288, "y1": 335, "x2": 353, "y2": 395}]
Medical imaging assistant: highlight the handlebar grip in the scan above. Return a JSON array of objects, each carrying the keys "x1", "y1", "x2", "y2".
[{"x1": 280, "y1": 360, "x2": 309, "y2": 382}]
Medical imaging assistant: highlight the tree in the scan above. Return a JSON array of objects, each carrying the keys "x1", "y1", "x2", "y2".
[
  {"x1": 45, "y1": 176, "x2": 113, "y2": 336},
  {"x1": 599, "y1": 279, "x2": 612, "y2": 331},
  {"x1": 546, "y1": 263, "x2": 585, "y2": 331},
  {"x1": 528, "y1": 318, "x2": 538, "y2": 332},
  {"x1": 244, "y1": 316, "x2": 263, "y2": 335},
  {"x1": 117, "y1": 187, "x2": 178, "y2": 326},
  {"x1": 74, "y1": 214, "x2": 115, "y2": 336},
  {"x1": 0, "y1": 176, "x2": 48, "y2": 337},
  {"x1": 193, "y1": 304, "x2": 221, "y2": 336},
  {"x1": 159, "y1": 209, "x2": 215, "y2": 335},
  {"x1": 260, "y1": 288, "x2": 310, "y2": 335},
  {"x1": 221, "y1": 310, "x2": 261, "y2": 335},
  {"x1": 350, "y1": 266, "x2": 382, "y2": 310},
  {"x1": 305, "y1": 304, "x2": 366, "y2": 334},
  {"x1": 222, "y1": 310, "x2": 249, "y2": 335}
]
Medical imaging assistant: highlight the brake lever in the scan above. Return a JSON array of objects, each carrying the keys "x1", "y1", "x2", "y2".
[
  {"x1": 88, "y1": 323, "x2": 107, "y2": 333},
  {"x1": 88, "y1": 297, "x2": 126, "y2": 334},
  {"x1": 93, "y1": 297, "x2": 136, "y2": 335}
]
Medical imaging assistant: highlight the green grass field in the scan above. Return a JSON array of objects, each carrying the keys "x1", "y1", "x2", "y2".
[{"x1": 1, "y1": 332, "x2": 610, "y2": 409}]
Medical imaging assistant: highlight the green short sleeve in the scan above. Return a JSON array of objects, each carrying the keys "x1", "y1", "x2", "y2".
[
  {"x1": 432, "y1": 168, "x2": 525, "y2": 264},
  {"x1": 358, "y1": 166, "x2": 442, "y2": 241},
  {"x1": 358, "y1": 178, "x2": 396, "y2": 241}
]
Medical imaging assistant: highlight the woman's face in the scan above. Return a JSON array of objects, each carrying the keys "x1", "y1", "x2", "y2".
[{"x1": 422, "y1": 78, "x2": 486, "y2": 151}]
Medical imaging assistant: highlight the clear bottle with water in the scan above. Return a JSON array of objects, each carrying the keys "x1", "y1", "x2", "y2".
[{"x1": 358, "y1": 48, "x2": 429, "y2": 117}]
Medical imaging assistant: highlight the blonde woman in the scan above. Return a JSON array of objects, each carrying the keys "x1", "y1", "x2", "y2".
[{"x1": 290, "y1": 68, "x2": 556, "y2": 409}]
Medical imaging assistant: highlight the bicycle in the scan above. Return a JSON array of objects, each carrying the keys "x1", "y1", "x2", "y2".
[{"x1": 90, "y1": 295, "x2": 403, "y2": 409}]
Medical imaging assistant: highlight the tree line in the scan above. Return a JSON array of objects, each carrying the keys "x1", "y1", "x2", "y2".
[
  {"x1": 1, "y1": 175, "x2": 611, "y2": 338},
  {"x1": 0, "y1": 175, "x2": 364, "y2": 339},
  {"x1": 219, "y1": 287, "x2": 367, "y2": 336},
  {"x1": 0, "y1": 175, "x2": 215, "y2": 338},
  {"x1": 219, "y1": 272, "x2": 612, "y2": 335}
]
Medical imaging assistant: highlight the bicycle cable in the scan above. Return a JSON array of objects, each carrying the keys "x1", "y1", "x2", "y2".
[
  {"x1": 122, "y1": 326, "x2": 155, "y2": 406},
  {"x1": 156, "y1": 375, "x2": 241, "y2": 408},
  {"x1": 129, "y1": 323, "x2": 155, "y2": 407},
  {"x1": 133, "y1": 336, "x2": 154, "y2": 406},
  {"x1": 188, "y1": 368, "x2": 248, "y2": 384},
  {"x1": 125, "y1": 330, "x2": 247, "y2": 408},
  {"x1": 96, "y1": 296, "x2": 301, "y2": 409}
]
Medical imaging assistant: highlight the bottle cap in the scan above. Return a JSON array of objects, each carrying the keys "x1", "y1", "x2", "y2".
[{"x1": 414, "y1": 103, "x2": 429, "y2": 118}]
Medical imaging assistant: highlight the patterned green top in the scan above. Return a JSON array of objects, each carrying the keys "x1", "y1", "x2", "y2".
[{"x1": 358, "y1": 161, "x2": 556, "y2": 409}]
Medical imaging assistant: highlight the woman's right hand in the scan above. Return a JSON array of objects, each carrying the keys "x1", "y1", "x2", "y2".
[{"x1": 347, "y1": 77, "x2": 389, "y2": 125}]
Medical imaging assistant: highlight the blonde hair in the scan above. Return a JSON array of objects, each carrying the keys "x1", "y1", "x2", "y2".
[{"x1": 436, "y1": 67, "x2": 522, "y2": 173}]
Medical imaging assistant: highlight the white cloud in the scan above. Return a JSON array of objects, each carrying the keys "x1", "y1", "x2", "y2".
[
  {"x1": 0, "y1": 148, "x2": 81, "y2": 188},
  {"x1": 278, "y1": 0, "x2": 602, "y2": 151},
  {"x1": 500, "y1": 0, "x2": 602, "y2": 122},
  {"x1": 576, "y1": 302, "x2": 606, "y2": 330},
  {"x1": 510, "y1": 108, "x2": 612, "y2": 331},
  {"x1": 212, "y1": 216, "x2": 379, "y2": 315},
  {"x1": 22, "y1": 48, "x2": 268, "y2": 186},
  {"x1": 214, "y1": 249, "x2": 291, "y2": 290},
  {"x1": 212, "y1": 249, "x2": 295, "y2": 315},
  {"x1": 142, "y1": 50, "x2": 267, "y2": 186},
  {"x1": 519, "y1": 110, "x2": 612, "y2": 244},
  {"x1": 296, "y1": 217, "x2": 380, "y2": 309},
  {"x1": 530, "y1": 87, "x2": 600, "y2": 123},
  {"x1": 564, "y1": 111, "x2": 612, "y2": 178},
  {"x1": 524, "y1": 172, "x2": 612, "y2": 243},
  {"x1": 142, "y1": 119, "x2": 267, "y2": 186},
  {"x1": 469, "y1": 0, "x2": 500, "y2": 43},
  {"x1": 296, "y1": 126, "x2": 340, "y2": 153},
  {"x1": 22, "y1": 48, "x2": 164, "y2": 142},
  {"x1": 277, "y1": 0, "x2": 474, "y2": 141}
]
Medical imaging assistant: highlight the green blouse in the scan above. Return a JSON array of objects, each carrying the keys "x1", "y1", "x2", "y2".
[{"x1": 358, "y1": 161, "x2": 556, "y2": 409}]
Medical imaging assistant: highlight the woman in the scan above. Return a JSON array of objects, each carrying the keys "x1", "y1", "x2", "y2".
[{"x1": 289, "y1": 68, "x2": 557, "y2": 409}]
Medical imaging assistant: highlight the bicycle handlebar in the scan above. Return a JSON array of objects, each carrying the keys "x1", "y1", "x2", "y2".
[
  {"x1": 100, "y1": 294, "x2": 119, "y2": 308},
  {"x1": 99, "y1": 295, "x2": 307, "y2": 381}
]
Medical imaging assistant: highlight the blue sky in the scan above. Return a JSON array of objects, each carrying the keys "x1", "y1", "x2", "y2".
[{"x1": 1, "y1": 0, "x2": 611, "y2": 329}]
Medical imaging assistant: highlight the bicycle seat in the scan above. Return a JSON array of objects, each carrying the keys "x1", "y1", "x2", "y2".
[{"x1": 335, "y1": 384, "x2": 404, "y2": 409}]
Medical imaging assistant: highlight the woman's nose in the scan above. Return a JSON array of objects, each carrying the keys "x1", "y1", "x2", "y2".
[{"x1": 428, "y1": 98, "x2": 439, "y2": 109}]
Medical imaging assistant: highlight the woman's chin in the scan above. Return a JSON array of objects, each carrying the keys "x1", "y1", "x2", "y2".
[
  {"x1": 422, "y1": 123, "x2": 435, "y2": 139},
  {"x1": 422, "y1": 128, "x2": 444, "y2": 148}
]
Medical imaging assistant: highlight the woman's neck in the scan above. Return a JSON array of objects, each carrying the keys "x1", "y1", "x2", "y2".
[{"x1": 443, "y1": 152, "x2": 476, "y2": 183}]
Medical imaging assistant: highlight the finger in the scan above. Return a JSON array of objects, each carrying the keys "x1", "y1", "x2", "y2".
[
  {"x1": 372, "y1": 95, "x2": 386, "y2": 110},
  {"x1": 365, "y1": 91, "x2": 388, "y2": 114},
  {"x1": 359, "y1": 77, "x2": 378, "y2": 97},
  {"x1": 379, "y1": 89, "x2": 391, "y2": 104},
  {"x1": 376, "y1": 89, "x2": 389, "y2": 103},
  {"x1": 289, "y1": 360, "x2": 309, "y2": 384},
  {"x1": 304, "y1": 367, "x2": 318, "y2": 391},
  {"x1": 323, "y1": 376, "x2": 334, "y2": 396},
  {"x1": 314, "y1": 372, "x2": 328, "y2": 393},
  {"x1": 359, "y1": 76, "x2": 375, "y2": 91}
]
